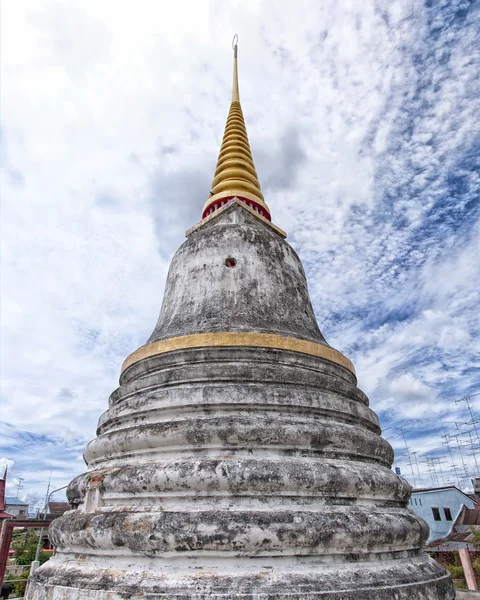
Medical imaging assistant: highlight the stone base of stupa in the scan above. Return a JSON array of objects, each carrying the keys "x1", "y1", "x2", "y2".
[{"x1": 28, "y1": 552, "x2": 453, "y2": 599}]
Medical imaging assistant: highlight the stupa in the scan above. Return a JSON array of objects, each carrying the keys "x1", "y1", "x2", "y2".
[{"x1": 27, "y1": 39, "x2": 454, "y2": 599}]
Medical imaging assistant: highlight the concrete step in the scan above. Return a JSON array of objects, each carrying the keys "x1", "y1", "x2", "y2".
[{"x1": 457, "y1": 590, "x2": 480, "y2": 599}]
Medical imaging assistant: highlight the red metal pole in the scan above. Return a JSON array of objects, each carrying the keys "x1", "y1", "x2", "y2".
[{"x1": 0, "y1": 521, "x2": 14, "y2": 587}]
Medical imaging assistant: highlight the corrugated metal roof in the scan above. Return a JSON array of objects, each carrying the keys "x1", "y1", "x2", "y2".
[
  {"x1": 48, "y1": 502, "x2": 69, "y2": 513},
  {"x1": 5, "y1": 497, "x2": 29, "y2": 505},
  {"x1": 412, "y1": 486, "x2": 477, "y2": 503},
  {"x1": 413, "y1": 486, "x2": 459, "y2": 493},
  {"x1": 429, "y1": 530, "x2": 474, "y2": 546}
]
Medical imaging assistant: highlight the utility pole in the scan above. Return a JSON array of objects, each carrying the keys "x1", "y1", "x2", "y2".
[
  {"x1": 15, "y1": 477, "x2": 24, "y2": 499},
  {"x1": 34, "y1": 484, "x2": 68, "y2": 562},
  {"x1": 42, "y1": 471, "x2": 52, "y2": 512}
]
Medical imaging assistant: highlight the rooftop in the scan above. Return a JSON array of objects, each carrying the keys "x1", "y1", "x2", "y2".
[
  {"x1": 5, "y1": 497, "x2": 29, "y2": 506},
  {"x1": 428, "y1": 506, "x2": 480, "y2": 549},
  {"x1": 412, "y1": 486, "x2": 476, "y2": 502},
  {"x1": 48, "y1": 501, "x2": 69, "y2": 514}
]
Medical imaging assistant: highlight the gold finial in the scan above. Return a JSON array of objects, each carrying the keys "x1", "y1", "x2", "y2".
[
  {"x1": 232, "y1": 34, "x2": 239, "y2": 102},
  {"x1": 202, "y1": 36, "x2": 272, "y2": 221}
]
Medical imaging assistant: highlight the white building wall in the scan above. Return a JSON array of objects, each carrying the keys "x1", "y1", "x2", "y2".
[
  {"x1": 5, "y1": 503, "x2": 29, "y2": 517},
  {"x1": 409, "y1": 488, "x2": 476, "y2": 543}
]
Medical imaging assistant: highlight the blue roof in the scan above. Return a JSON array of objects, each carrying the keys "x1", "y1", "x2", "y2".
[{"x1": 5, "y1": 497, "x2": 29, "y2": 505}]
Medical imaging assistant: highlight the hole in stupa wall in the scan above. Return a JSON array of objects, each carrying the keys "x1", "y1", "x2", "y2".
[{"x1": 225, "y1": 258, "x2": 237, "y2": 268}]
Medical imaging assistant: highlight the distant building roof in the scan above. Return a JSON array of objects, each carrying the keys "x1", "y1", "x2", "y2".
[
  {"x1": 412, "y1": 486, "x2": 476, "y2": 503},
  {"x1": 48, "y1": 502, "x2": 69, "y2": 514},
  {"x1": 428, "y1": 506, "x2": 480, "y2": 549},
  {"x1": 460, "y1": 506, "x2": 480, "y2": 526},
  {"x1": 5, "y1": 497, "x2": 29, "y2": 506}
]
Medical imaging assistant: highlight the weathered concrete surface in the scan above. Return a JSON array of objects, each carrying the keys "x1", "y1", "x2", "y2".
[
  {"x1": 147, "y1": 203, "x2": 327, "y2": 346},
  {"x1": 457, "y1": 591, "x2": 480, "y2": 598},
  {"x1": 27, "y1": 203, "x2": 454, "y2": 599}
]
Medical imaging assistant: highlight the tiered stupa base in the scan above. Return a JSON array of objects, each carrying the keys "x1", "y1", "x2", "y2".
[{"x1": 28, "y1": 553, "x2": 452, "y2": 599}]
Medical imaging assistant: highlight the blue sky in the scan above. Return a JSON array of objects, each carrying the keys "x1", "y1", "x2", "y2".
[{"x1": 1, "y1": 0, "x2": 479, "y2": 506}]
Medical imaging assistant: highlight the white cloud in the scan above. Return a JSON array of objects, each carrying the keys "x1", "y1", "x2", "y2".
[
  {"x1": 1, "y1": 0, "x2": 479, "y2": 497},
  {"x1": 0, "y1": 458, "x2": 14, "y2": 475},
  {"x1": 389, "y1": 373, "x2": 434, "y2": 402}
]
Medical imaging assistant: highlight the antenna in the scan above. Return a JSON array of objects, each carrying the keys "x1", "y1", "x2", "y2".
[
  {"x1": 459, "y1": 427, "x2": 480, "y2": 474},
  {"x1": 410, "y1": 451, "x2": 423, "y2": 484},
  {"x1": 424, "y1": 456, "x2": 440, "y2": 487},
  {"x1": 434, "y1": 456, "x2": 447, "y2": 486},
  {"x1": 455, "y1": 392, "x2": 480, "y2": 446},
  {"x1": 15, "y1": 477, "x2": 24, "y2": 499},
  {"x1": 441, "y1": 428, "x2": 461, "y2": 487},
  {"x1": 397, "y1": 427, "x2": 416, "y2": 485},
  {"x1": 42, "y1": 471, "x2": 53, "y2": 513},
  {"x1": 449, "y1": 432, "x2": 470, "y2": 482}
]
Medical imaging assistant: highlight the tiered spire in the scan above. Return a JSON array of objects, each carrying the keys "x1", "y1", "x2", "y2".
[{"x1": 202, "y1": 36, "x2": 272, "y2": 221}]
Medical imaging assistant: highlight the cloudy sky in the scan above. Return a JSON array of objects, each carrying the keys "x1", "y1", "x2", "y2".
[{"x1": 1, "y1": 0, "x2": 479, "y2": 506}]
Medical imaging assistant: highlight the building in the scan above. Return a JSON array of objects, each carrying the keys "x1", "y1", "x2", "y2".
[
  {"x1": 0, "y1": 470, "x2": 13, "y2": 519},
  {"x1": 429, "y1": 504, "x2": 480, "y2": 550},
  {"x1": 45, "y1": 502, "x2": 69, "y2": 522},
  {"x1": 427, "y1": 505, "x2": 480, "y2": 592},
  {"x1": 4, "y1": 497, "x2": 29, "y2": 518},
  {"x1": 409, "y1": 486, "x2": 477, "y2": 543},
  {"x1": 27, "y1": 41, "x2": 453, "y2": 600},
  {"x1": 46, "y1": 502, "x2": 69, "y2": 516}
]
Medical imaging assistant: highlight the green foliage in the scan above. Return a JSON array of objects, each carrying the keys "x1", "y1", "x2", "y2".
[
  {"x1": 455, "y1": 581, "x2": 468, "y2": 589},
  {"x1": 472, "y1": 558, "x2": 480, "y2": 579},
  {"x1": 470, "y1": 526, "x2": 480, "y2": 549},
  {"x1": 446, "y1": 563, "x2": 465, "y2": 580},
  {"x1": 5, "y1": 569, "x2": 30, "y2": 597},
  {"x1": 11, "y1": 529, "x2": 50, "y2": 566}
]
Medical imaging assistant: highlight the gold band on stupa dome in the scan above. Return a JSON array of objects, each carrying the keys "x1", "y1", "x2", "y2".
[{"x1": 121, "y1": 332, "x2": 356, "y2": 377}]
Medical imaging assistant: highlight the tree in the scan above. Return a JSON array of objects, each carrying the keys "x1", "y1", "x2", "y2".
[{"x1": 11, "y1": 529, "x2": 50, "y2": 566}]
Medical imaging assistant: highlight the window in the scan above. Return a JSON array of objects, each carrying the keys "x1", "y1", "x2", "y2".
[
  {"x1": 19, "y1": 510, "x2": 25, "y2": 515},
  {"x1": 432, "y1": 507, "x2": 441, "y2": 521},
  {"x1": 444, "y1": 508, "x2": 452, "y2": 521}
]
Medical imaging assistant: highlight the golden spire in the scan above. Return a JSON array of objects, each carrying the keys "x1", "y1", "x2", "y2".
[
  {"x1": 202, "y1": 35, "x2": 272, "y2": 221},
  {"x1": 232, "y1": 34, "x2": 240, "y2": 103}
]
